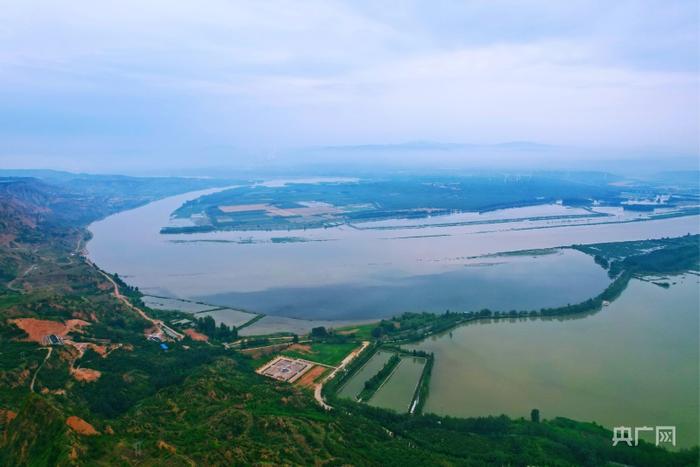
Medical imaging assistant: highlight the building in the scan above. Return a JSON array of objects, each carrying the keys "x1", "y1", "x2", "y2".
[{"x1": 42, "y1": 334, "x2": 64, "y2": 346}]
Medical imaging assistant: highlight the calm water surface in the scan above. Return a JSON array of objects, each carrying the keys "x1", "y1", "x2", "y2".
[
  {"x1": 338, "y1": 350, "x2": 394, "y2": 400},
  {"x1": 368, "y1": 356, "x2": 426, "y2": 413},
  {"x1": 407, "y1": 276, "x2": 700, "y2": 448},
  {"x1": 88, "y1": 189, "x2": 699, "y2": 321}
]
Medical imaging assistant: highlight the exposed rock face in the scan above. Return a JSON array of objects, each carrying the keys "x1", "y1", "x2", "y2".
[{"x1": 65, "y1": 416, "x2": 99, "y2": 436}]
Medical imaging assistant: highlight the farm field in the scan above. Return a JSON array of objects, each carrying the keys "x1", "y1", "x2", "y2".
[
  {"x1": 335, "y1": 323, "x2": 377, "y2": 341},
  {"x1": 282, "y1": 342, "x2": 359, "y2": 367}
]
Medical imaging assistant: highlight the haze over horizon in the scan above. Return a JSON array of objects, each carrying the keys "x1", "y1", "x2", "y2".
[{"x1": 1, "y1": 0, "x2": 698, "y2": 172}]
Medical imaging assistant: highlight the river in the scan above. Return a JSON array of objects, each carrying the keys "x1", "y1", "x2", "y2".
[{"x1": 87, "y1": 188, "x2": 698, "y2": 323}]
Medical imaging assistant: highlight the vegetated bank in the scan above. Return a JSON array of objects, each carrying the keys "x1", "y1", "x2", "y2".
[{"x1": 367, "y1": 234, "x2": 699, "y2": 345}]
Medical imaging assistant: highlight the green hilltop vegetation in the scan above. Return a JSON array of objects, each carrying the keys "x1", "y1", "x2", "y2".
[{"x1": 0, "y1": 173, "x2": 697, "y2": 465}]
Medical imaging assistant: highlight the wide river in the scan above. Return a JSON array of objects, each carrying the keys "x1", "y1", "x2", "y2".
[{"x1": 88, "y1": 187, "x2": 698, "y2": 323}]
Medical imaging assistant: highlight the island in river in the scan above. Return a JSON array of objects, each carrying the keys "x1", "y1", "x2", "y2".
[{"x1": 87, "y1": 177, "x2": 699, "y2": 328}]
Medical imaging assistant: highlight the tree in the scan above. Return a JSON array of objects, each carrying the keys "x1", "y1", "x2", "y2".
[
  {"x1": 594, "y1": 254, "x2": 609, "y2": 269},
  {"x1": 311, "y1": 326, "x2": 328, "y2": 338},
  {"x1": 531, "y1": 409, "x2": 540, "y2": 423},
  {"x1": 193, "y1": 316, "x2": 237, "y2": 341}
]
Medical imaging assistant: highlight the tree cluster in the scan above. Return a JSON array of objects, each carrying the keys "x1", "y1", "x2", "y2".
[{"x1": 194, "y1": 315, "x2": 237, "y2": 341}]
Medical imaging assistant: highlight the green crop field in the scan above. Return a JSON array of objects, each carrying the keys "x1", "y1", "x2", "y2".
[
  {"x1": 335, "y1": 322, "x2": 378, "y2": 340},
  {"x1": 282, "y1": 342, "x2": 359, "y2": 367}
]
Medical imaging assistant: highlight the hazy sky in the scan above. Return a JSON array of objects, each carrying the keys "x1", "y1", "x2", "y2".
[{"x1": 0, "y1": 0, "x2": 698, "y2": 171}]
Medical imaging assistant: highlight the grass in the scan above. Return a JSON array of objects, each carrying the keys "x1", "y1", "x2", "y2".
[
  {"x1": 334, "y1": 322, "x2": 378, "y2": 341},
  {"x1": 282, "y1": 342, "x2": 358, "y2": 367},
  {"x1": 248, "y1": 354, "x2": 273, "y2": 370}
]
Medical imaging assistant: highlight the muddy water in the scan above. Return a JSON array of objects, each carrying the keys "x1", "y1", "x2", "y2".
[
  {"x1": 88, "y1": 189, "x2": 698, "y2": 321},
  {"x1": 407, "y1": 276, "x2": 700, "y2": 448}
]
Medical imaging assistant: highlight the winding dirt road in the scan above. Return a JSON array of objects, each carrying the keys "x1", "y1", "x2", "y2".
[
  {"x1": 30, "y1": 347, "x2": 52, "y2": 392},
  {"x1": 90, "y1": 261, "x2": 184, "y2": 340}
]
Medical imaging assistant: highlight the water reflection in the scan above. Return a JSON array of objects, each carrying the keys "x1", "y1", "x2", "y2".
[
  {"x1": 407, "y1": 276, "x2": 700, "y2": 448},
  {"x1": 88, "y1": 189, "x2": 699, "y2": 321}
]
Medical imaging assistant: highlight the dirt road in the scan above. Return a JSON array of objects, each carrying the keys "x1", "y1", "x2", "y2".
[
  {"x1": 92, "y1": 264, "x2": 184, "y2": 340},
  {"x1": 30, "y1": 347, "x2": 52, "y2": 392},
  {"x1": 314, "y1": 340, "x2": 370, "y2": 410}
]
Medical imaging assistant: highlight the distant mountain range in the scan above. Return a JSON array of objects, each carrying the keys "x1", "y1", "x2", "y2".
[
  {"x1": 315, "y1": 141, "x2": 556, "y2": 152},
  {"x1": 283, "y1": 141, "x2": 698, "y2": 176}
]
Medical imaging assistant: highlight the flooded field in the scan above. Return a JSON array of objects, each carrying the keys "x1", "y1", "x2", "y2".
[
  {"x1": 196, "y1": 308, "x2": 259, "y2": 329},
  {"x1": 407, "y1": 275, "x2": 700, "y2": 448},
  {"x1": 141, "y1": 294, "x2": 261, "y2": 329},
  {"x1": 338, "y1": 350, "x2": 426, "y2": 414},
  {"x1": 141, "y1": 295, "x2": 219, "y2": 313},
  {"x1": 88, "y1": 188, "x2": 699, "y2": 325},
  {"x1": 337, "y1": 350, "x2": 394, "y2": 400},
  {"x1": 238, "y1": 315, "x2": 374, "y2": 337},
  {"x1": 368, "y1": 355, "x2": 426, "y2": 413}
]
